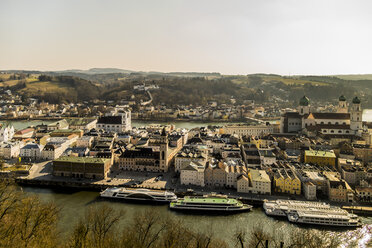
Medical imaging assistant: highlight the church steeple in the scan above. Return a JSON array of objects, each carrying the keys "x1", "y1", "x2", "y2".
[
  {"x1": 298, "y1": 96, "x2": 310, "y2": 116},
  {"x1": 350, "y1": 96, "x2": 362, "y2": 134},
  {"x1": 337, "y1": 95, "x2": 348, "y2": 113}
]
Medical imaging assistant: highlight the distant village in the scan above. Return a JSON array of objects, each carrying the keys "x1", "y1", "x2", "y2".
[{"x1": 0, "y1": 93, "x2": 371, "y2": 205}]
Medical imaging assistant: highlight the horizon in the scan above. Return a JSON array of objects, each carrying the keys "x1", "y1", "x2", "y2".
[
  {"x1": 2, "y1": 67, "x2": 372, "y2": 77},
  {"x1": 1, "y1": 0, "x2": 372, "y2": 75}
]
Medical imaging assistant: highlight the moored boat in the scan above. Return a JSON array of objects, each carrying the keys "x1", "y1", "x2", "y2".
[
  {"x1": 100, "y1": 187, "x2": 177, "y2": 202},
  {"x1": 263, "y1": 199, "x2": 362, "y2": 228},
  {"x1": 169, "y1": 196, "x2": 252, "y2": 213}
]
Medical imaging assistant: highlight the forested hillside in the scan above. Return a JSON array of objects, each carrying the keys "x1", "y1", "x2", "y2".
[{"x1": 1, "y1": 71, "x2": 371, "y2": 107}]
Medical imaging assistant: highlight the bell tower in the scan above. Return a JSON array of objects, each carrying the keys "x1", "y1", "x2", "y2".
[
  {"x1": 350, "y1": 96, "x2": 362, "y2": 135},
  {"x1": 297, "y1": 96, "x2": 310, "y2": 116},
  {"x1": 337, "y1": 95, "x2": 348, "y2": 113},
  {"x1": 159, "y1": 128, "x2": 169, "y2": 172}
]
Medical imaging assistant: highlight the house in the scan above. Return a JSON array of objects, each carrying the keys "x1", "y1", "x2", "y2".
[
  {"x1": 225, "y1": 163, "x2": 247, "y2": 188},
  {"x1": 259, "y1": 149, "x2": 276, "y2": 165},
  {"x1": 76, "y1": 136, "x2": 94, "y2": 148},
  {"x1": 273, "y1": 169, "x2": 301, "y2": 195},
  {"x1": 204, "y1": 162, "x2": 226, "y2": 187},
  {"x1": 20, "y1": 143, "x2": 43, "y2": 161},
  {"x1": 180, "y1": 161, "x2": 205, "y2": 187},
  {"x1": 237, "y1": 169, "x2": 271, "y2": 195},
  {"x1": 175, "y1": 149, "x2": 207, "y2": 172},
  {"x1": 40, "y1": 143, "x2": 67, "y2": 160},
  {"x1": 325, "y1": 172, "x2": 354, "y2": 203},
  {"x1": 355, "y1": 186, "x2": 372, "y2": 202}
]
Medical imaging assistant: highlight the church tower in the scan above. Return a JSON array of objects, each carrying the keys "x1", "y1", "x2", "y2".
[
  {"x1": 159, "y1": 127, "x2": 169, "y2": 172},
  {"x1": 337, "y1": 95, "x2": 348, "y2": 113},
  {"x1": 350, "y1": 96, "x2": 362, "y2": 134},
  {"x1": 297, "y1": 96, "x2": 310, "y2": 116}
]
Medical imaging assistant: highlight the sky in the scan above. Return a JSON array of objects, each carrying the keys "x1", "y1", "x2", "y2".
[{"x1": 1, "y1": 0, "x2": 372, "y2": 75}]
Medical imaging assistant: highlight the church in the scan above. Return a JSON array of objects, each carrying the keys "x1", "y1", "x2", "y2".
[{"x1": 280, "y1": 95, "x2": 364, "y2": 137}]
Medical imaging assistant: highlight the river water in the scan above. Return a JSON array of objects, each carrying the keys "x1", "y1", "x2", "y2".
[
  {"x1": 3, "y1": 111, "x2": 372, "y2": 245},
  {"x1": 22, "y1": 187, "x2": 371, "y2": 246}
]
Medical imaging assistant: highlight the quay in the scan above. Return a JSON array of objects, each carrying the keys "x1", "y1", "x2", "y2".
[{"x1": 342, "y1": 206, "x2": 372, "y2": 216}]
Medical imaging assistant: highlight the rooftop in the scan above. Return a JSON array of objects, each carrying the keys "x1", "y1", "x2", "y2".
[
  {"x1": 305, "y1": 150, "x2": 336, "y2": 158},
  {"x1": 53, "y1": 156, "x2": 109, "y2": 164}
]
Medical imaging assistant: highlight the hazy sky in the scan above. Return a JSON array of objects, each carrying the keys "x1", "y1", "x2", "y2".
[{"x1": 1, "y1": 0, "x2": 372, "y2": 75}]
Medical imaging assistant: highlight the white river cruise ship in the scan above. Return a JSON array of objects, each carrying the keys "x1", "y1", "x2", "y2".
[
  {"x1": 100, "y1": 187, "x2": 177, "y2": 202},
  {"x1": 263, "y1": 200, "x2": 361, "y2": 227}
]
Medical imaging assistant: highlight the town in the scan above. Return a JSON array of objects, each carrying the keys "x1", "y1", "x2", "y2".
[{"x1": 0, "y1": 94, "x2": 371, "y2": 206}]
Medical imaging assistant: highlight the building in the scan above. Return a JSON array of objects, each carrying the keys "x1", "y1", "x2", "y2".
[
  {"x1": 0, "y1": 125, "x2": 14, "y2": 142},
  {"x1": 76, "y1": 136, "x2": 94, "y2": 148},
  {"x1": 304, "y1": 150, "x2": 336, "y2": 168},
  {"x1": 303, "y1": 181, "x2": 317, "y2": 200},
  {"x1": 119, "y1": 130, "x2": 171, "y2": 172},
  {"x1": 13, "y1": 128, "x2": 34, "y2": 140},
  {"x1": 180, "y1": 161, "x2": 205, "y2": 187},
  {"x1": 225, "y1": 163, "x2": 247, "y2": 188},
  {"x1": 175, "y1": 150, "x2": 207, "y2": 172},
  {"x1": 355, "y1": 186, "x2": 372, "y2": 202},
  {"x1": 47, "y1": 119, "x2": 69, "y2": 131},
  {"x1": 237, "y1": 169, "x2": 271, "y2": 195},
  {"x1": 50, "y1": 129, "x2": 83, "y2": 138},
  {"x1": 97, "y1": 111, "x2": 131, "y2": 133},
  {"x1": 204, "y1": 162, "x2": 227, "y2": 187},
  {"x1": 259, "y1": 149, "x2": 276, "y2": 165},
  {"x1": 20, "y1": 143, "x2": 43, "y2": 161},
  {"x1": 325, "y1": 172, "x2": 354, "y2": 203},
  {"x1": 52, "y1": 156, "x2": 111, "y2": 179},
  {"x1": 40, "y1": 143, "x2": 66, "y2": 160},
  {"x1": 280, "y1": 95, "x2": 364, "y2": 136},
  {"x1": 273, "y1": 169, "x2": 301, "y2": 195},
  {"x1": 67, "y1": 118, "x2": 97, "y2": 131},
  {"x1": 1, "y1": 141, "x2": 23, "y2": 159},
  {"x1": 223, "y1": 124, "x2": 274, "y2": 136}
]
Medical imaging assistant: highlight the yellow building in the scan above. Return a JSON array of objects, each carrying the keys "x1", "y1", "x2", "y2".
[
  {"x1": 304, "y1": 150, "x2": 336, "y2": 168},
  {"x1": 274, "y1": 169, "x2": 301, "y2": 195}
]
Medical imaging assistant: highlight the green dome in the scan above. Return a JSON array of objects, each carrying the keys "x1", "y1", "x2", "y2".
[
  {"x1": 299, "y1": 96, "x2": 310, "y2": 106},
  {"x1": 352, "y1": 96, "x2": 361, "y2": 104},
  {"x1": 339, "y1": 95, "x2": 346, "y2": 101}
]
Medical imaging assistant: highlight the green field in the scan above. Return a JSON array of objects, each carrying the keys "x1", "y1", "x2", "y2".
[{"x1": 335, "y1": 74, "x2": 372, "y2": 81}]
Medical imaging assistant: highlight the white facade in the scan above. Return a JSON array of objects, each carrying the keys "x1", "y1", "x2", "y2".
[
  {"x1": 20, "y1": 143, "x2": 43, "y2": 160},
  {"x1": 350, "y1": 100, "x2": 362, "y2": 133},
  {"x1": 41, "y1": 144, "x2": 67, "y2": 160},
  {"x1": 180, "y1": 162, "x2": 205, "y2": 187},
  {"x1": 97, "y1": 110, "x2": 131, "y2": 133},
  {"x1": 0, "y1": 125, "x2": 14, "y2": 142},
  {"x1": 303, "y1": 182, "x2": 317, "y2": 200},
  {"x1": 223, "y1": 125, "x2": 274, "y2": 136}
]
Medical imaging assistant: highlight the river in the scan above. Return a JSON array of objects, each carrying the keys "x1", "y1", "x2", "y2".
[
  {"x1": 21, "y1": 187, "x2": 372, "y2": 246},
  {"x1": 1, "y1": 109, "x2": 372, "y2": 130}
]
